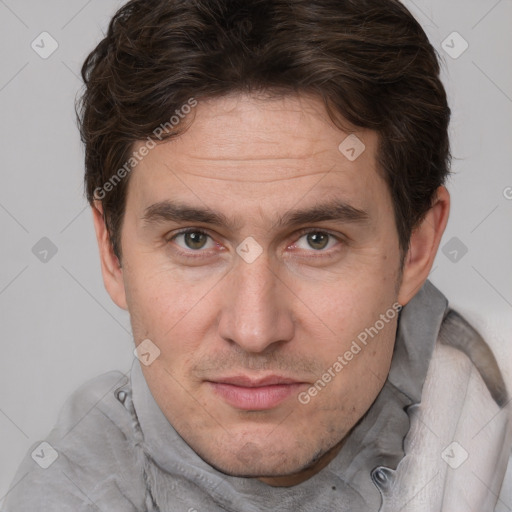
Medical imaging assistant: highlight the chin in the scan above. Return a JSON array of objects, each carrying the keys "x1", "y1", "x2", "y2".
[{"x1": 195, "y1": 438, "x2": 326, "y2": 480}]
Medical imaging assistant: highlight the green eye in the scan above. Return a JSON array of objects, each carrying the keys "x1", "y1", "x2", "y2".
[
  {"x1": 171, "y1": 229, "x2": 214, "y2": 251},
  {"x1": 305, "y1": 232, "x2": 330, "y2": 250},
  {"x1": 183, "y1": 231, "x2": 209, "y2": 250},
  {"x1": 294, "y1": 231, "x2": 338, "y2": 252}
]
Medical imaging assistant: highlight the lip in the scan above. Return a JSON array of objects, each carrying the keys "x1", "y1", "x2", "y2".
[{"x1": 207, "y1": 375, "x2": 306, "y2": 411}]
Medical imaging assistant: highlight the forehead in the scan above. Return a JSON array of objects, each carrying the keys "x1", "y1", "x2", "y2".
[
  {"x1": 176, "y1": 93, "x2": 349, "y2": 160},
  {"x1": 127, "y1": 92, "x2": 388, "y2": 220},
  {"x1": 155, "y1": 93, "x2": 376, "y2": 167}
]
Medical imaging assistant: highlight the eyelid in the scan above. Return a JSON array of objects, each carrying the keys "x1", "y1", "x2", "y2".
[
  {"x1": 293, "y1": 227, "x2": 344, "y2": 240},
  {"x1": 168, "y1": 227, "x2": 212, "y2": 240}
]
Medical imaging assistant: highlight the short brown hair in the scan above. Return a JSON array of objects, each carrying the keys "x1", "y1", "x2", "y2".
[{"x1": 78, "y1": 0, "x2": 451, "y2": 260}]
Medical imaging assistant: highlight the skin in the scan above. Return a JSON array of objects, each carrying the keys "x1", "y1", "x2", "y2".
[{"x1": 92, "y1": 92, "x2": 450, "y2": 486}]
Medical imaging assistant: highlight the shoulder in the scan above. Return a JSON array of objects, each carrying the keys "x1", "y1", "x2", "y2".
[
  {"x1": 438, "y1": 308, "x2": 508, "y2": 407},
  {"x1": 3, "y1": 370, "x2": 147, "y2": 511},
  {"x1": 382, "y1": 309, "x2": 512, "y2": 511}
]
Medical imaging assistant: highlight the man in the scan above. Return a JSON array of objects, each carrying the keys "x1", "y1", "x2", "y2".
[{"x1": 4, "y1": 0, "x2": 511, "y2": 510}]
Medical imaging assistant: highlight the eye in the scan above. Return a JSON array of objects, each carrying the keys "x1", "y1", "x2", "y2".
[
  {"x1": 292, "y1": 230, "x2": 341, "y2": 252},
  {"x1": 167, "y1": 228, "x2": 343, "y2": 259},
  {"x1": 170, "y1": 229, "x2": 216, "y2": 251}
]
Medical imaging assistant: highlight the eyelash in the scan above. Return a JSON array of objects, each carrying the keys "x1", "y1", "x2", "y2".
[{"x1": 167, "y1": 227, "x2": 344, "y2": 259}]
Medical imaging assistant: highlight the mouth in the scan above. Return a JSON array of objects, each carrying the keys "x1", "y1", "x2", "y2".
[{"x1": 206, "y1": 375, "x2": 307, "y2": 411}]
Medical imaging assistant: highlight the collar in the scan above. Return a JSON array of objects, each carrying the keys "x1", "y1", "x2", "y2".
[{"x1": 128, "y1": 279, "x2": 449, "y2": 510}]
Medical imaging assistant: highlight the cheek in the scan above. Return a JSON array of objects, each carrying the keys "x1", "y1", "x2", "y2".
[
  {"x1": 302, "y1": 320, "x2": 396, "y2": 431},
  {"x1": 295, "y1": 275, "x2": 399, "y2": 398},
  {"x1": 296, "y1": 267, "x2": 399, "y2": 340},
  {"x1": 122, "y1": 259, "x2": 206, "y2": 350}
]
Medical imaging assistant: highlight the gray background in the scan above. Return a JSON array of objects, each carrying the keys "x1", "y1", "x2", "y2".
[{"x1": 0, "y1": 0, "x2": 511, "y2": 507}]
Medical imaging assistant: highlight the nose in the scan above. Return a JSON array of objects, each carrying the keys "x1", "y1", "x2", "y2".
[{"x1": 217, "y1": 251, "x2": 295, "y2": 354}]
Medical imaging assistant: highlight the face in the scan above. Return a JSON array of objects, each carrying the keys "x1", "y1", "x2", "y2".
[{"x1": 98, "y1": 93, "x2": 434, "y2": 485}]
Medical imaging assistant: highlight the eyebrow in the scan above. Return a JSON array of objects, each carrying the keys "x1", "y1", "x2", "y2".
[{"x1": 142, "y1": 199, "x2": 370, "y2": 231}]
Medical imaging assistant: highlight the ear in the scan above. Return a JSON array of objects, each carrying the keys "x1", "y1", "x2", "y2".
[
  {"x1": 398, "y1": 186, "x2": 450, "y2": 306},
  {"x1": 91, "y1": 202, "x2": 128, "y2": 310}
]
